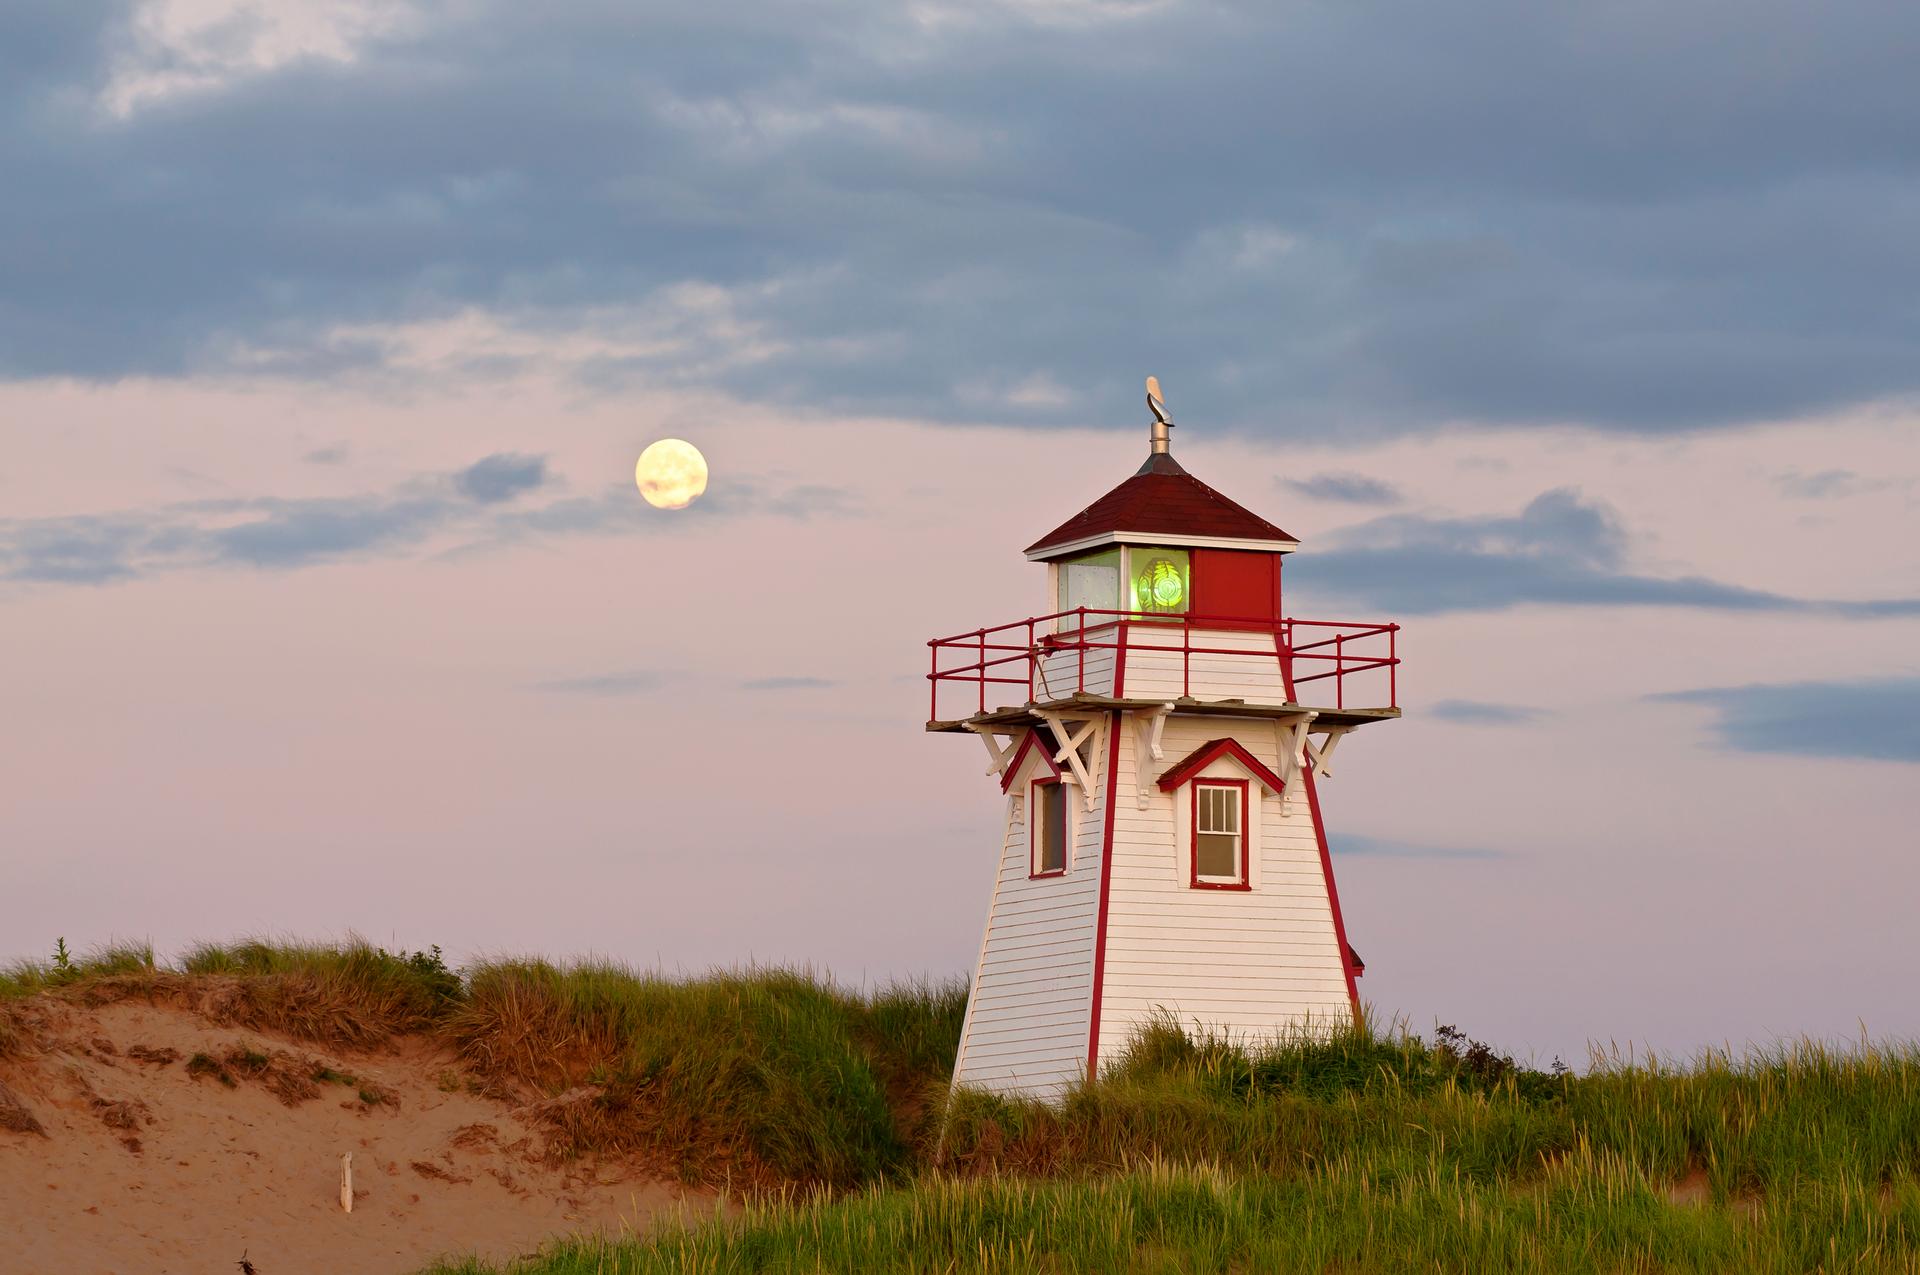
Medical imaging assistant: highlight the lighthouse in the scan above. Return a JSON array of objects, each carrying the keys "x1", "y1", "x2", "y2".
[{"x1": 928, "y1": 380, "x2": 1402, "y2": 1098}]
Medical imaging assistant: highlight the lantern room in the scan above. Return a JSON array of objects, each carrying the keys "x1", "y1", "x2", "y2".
[
  {"x1": 928, "y1": 433, "x2": 1396, "y2": 723},
  {"x1": 1029, "y1": 450, "x2": 1296, "y2": 628}
]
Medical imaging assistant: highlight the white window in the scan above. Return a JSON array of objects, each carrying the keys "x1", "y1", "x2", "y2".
[
  {"x1": 1057, "y1": 549, "x2": 1121, "y2": 621},
  {"x1": 1030, "y1": 777, "x2": 1068, "y2": 877},
  {"x1": 1192, "y1": 780, "x2": 1247, "y2": 887}
]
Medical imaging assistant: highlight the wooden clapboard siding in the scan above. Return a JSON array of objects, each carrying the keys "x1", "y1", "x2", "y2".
[
  {"x1": 1036, "y1": 644, "x2": 1118, "y2": 700},
  {"x1": 952, "y1": 730, "x2": 1108, "y2": 1098},
  {"x1": 1119, "y1": 627, "x2": 1289, "y2": 703},
  {"x1": 1093, "y1": 715, "x2": 1352, "y2": 1066}
]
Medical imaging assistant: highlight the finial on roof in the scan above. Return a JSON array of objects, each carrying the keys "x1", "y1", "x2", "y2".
[{"x1": 1146, "y1": 375, "x2": 1173, "y2": 455}]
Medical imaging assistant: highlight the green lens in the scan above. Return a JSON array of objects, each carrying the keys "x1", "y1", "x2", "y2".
[{"x1": 1136, "y1": 558, "x2": 1184, "y2": 610}]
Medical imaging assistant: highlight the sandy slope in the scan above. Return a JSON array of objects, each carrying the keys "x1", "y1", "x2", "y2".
[{"x1": 0, "y1": 998, "x2": 707, "y2": 1275}]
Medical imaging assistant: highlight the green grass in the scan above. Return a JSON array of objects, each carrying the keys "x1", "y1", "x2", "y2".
[
  {"x1": 1, "y1": 939, "x2": 156, "y2": 999},
  {"x1": 10, "y1": 936, "x2": 1919, "y2": 1271},
  {"x1": 446, "y1": 959, "x2": 966, "y2": 1186},
  {"x1": 0, "y1": 936, "x2": 967, "y2": 1186},
  {"x1": 421, "y1": 1162, "x2": 1920, "y2": 1274},
  {"x1": 411, "y1": 1011, "x2": 1920, "y2": 1273},
  {"x1": 933, "y1": 1018, "x2": 1920, "y2": 1195}
]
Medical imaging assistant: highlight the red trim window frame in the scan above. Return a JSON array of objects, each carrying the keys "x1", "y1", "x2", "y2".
[
  {"x1": 1190, "y1": 778, "x2": 1250, "y2": 890},
  {"x1": 1029, "y1": 775, "x2": 1069, "y2": 879}
]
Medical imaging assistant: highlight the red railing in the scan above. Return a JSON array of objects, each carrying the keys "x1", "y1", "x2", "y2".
[{"x1": 927, "y1": 608, "x2": 1399, "y2": 721}]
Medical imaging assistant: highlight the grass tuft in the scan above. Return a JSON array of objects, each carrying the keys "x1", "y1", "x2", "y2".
[
  {"x1": 2, "y1": 939, "x2": 157, "y2": 1003},
  {"x1": 448, "y1": 960, "x2": 965, "y2": 1187},
  {"x1": 11, "y1": 929, "x2": 1920, "y2": 1275},
  {"x1": 0, "y1": 935, "x2": 966, "y2": 1187},
  {"x1": 421, "y1": 1162, "x2": 1920, "y2": 1274}
]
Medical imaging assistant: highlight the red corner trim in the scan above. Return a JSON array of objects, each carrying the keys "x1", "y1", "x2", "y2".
[
  {"x1": 1155, "y1": 736, "x2": 1287, "y2": 795},
  {"x1": 1275, "y1": 646, "x2": 1363, "y2": 1022},
  {"x1": 1300, "y1": 763, "x2": 1361, "y2": 1020},
  {"x1": 1085, "y1": 709, "x2": 1123, "y2": 1081},
  {"x1": 1112, "y1": 620, "x2": 1129, "y2": 698},
  {"x1": 998, "y1": 728, "x2": 1062, "y2": 793}
]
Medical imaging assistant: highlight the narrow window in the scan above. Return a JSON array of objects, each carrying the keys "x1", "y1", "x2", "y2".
[
  {"x1": 1192, "y1": 780, "x2": 1247, "y2": 888},
  {"x1": 1057, "y1": 549, "x2": 1121, "y2": 626},
  {"x1": 1031, "y1": 777, "x2": 1068, "y2": 877}
]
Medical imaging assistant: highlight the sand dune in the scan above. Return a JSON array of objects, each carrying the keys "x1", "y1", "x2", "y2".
[{"x1": 0, "y1": 997, "x2": 705, "y2": 1274}]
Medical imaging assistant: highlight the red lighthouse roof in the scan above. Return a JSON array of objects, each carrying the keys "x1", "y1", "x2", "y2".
[{"x1": 1024, "y1": 451, "x2": 1299, "y2": 561}]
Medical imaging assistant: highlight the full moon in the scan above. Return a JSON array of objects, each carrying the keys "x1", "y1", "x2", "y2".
[{"x1": 634, "y1": 438, "x2": 709, "y2": 510}]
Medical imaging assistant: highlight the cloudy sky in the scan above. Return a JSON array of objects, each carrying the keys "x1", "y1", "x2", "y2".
[{"x1": 4, "y1": 0, "x2": 1917, "y2": 1065}]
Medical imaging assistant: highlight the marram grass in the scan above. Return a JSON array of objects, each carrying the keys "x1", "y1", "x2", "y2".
[
  {"x1": 0, "y1": 936, "x2": 966, "y2": 1185},
  {"x1": 422, "y1": 1161, "x2": 1920, "y2": 1274},
  {"x1": 8, "y1": 938, "x2": 1920, "y2": 1270}
]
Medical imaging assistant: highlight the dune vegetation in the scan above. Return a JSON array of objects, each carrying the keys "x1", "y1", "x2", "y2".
[{"x1": 7, "y1": 939, "x2": 1919, "y2": 1272}]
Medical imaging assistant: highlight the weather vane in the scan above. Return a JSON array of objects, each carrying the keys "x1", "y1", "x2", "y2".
[{"x1": 1146, "y1": 375, "x2": 1174, "y2": 454}]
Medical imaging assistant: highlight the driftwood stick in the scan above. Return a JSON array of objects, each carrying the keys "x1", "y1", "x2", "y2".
[{"x1": 340, "y1": 1152, "x2": 353, "y2": 1213}]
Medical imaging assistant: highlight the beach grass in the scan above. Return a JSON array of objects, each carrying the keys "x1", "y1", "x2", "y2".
[
  {"x1": 1, "y1": 938, "x2": 157, "y2": 998},
  {"x1": 7, "y1": 938, "x2": 1918, "y2": 1270},
  {"x1": 446, "y1": 958, "x2": 964, "y2": 1185},
  {"x1": 0, "y1": 936, "x2": 966, "y2": 1185},
  {"x1": 419, "y1": 1017, "x2": 1920, "y2": 1273},
  {"x1": 420, "y1": 1162, "x2": 1920, "y2": 1274}
]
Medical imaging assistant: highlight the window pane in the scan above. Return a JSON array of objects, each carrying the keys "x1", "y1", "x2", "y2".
[
  {"x1": 1197, "y1": 832, "x2": 1239, "y2": 880},
  {"x1": 1130, "y1": 548, "x2": 1190, "y2": 616},
  {"x1": 1198, "y1": 785, "x2": 1238, "y2": 834},
  {"x1": 1058, "y1": 550, "x2": 1121, "y2": 617},
  {"x1": 1037, "y1": 784, "x2": 1067, "y2": 873}
]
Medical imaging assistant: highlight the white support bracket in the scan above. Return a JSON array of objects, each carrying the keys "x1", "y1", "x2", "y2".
[
  {"x1": 965, "y1": 723, "x2": 1021, "y2": 779},
  {"x1": 1129, "y1": 702, "x2": 1176, "y2": 808},
  {"x1": 1303, "y1": 725, "x2": 1356, "y2": 780},
  {"x1": 1272, "y1": 711, "x2": 1318, "y2": 816},
  {"x1": 1038, "y1": 709, "x2": 1106, "y2": 811}
]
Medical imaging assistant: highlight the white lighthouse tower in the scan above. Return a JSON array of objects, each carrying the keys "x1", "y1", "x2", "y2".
[{"x1": 928, "y1": 380, "x2": 1402, "y2": 1098}]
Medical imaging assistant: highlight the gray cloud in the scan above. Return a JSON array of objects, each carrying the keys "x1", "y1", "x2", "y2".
[
  {"x1": 1650, "y1": 678, "x2": 1920, "y2": 763},
  {"x1": 455, "y1": 453, "x2": 548, "y2": 504},
  {"x1": 1772, "y1": 469, "x2": 1901, "y2": 500},
  {"x1": 7, "y1": 4, "x2": 1920, "y2": 435},
  {"x1": 0, "y1": 459, "x2": 850, "y2": 587},
  {"x1": 535, "y1": 671, "x2": 667, "y2": 696},
  {"x1": 1331, "y1": 834, "x2": 1505, "y2": 861},
  {"x1": 1, "y1": 515, "x2": 147, "y2": 584},
  {"x1": 1282, "y1": 472, "x2": 1403, "y2": 506},
  {"x1": 209, "y1": 495, "x2": 448, "y2": 568},
  {"x1": 303, "y1": 445, "x2": 349, "y2": 466},
  {"x1": 1287, "y1": 488, "x2": 1920, "y2": 617},
  {"x1": 1429, "y1": 700, "x2": 1551, "y2": 726},
  {"x1": 742, "y1": 676, "x2": 839, "y2": 691}
]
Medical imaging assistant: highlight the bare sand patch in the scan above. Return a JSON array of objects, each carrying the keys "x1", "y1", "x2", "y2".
[{"x1": 0, "y1": 998, "x2": 707, "y2": 1274}]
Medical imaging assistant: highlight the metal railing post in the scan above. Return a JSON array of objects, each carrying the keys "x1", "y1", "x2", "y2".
[
  {"x1": 976, "y1": 629, "x2": 987, "y2": 714},
  {"x1": 1077, "y1": 607, "x2": 1086, "y2": 694},
  {"x1": 1335, "y1": 632, "x2": 1345, "y2": 709},
  {"x1": 1028, "y1": 619, "x2": 1036, "y2": 703}
]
